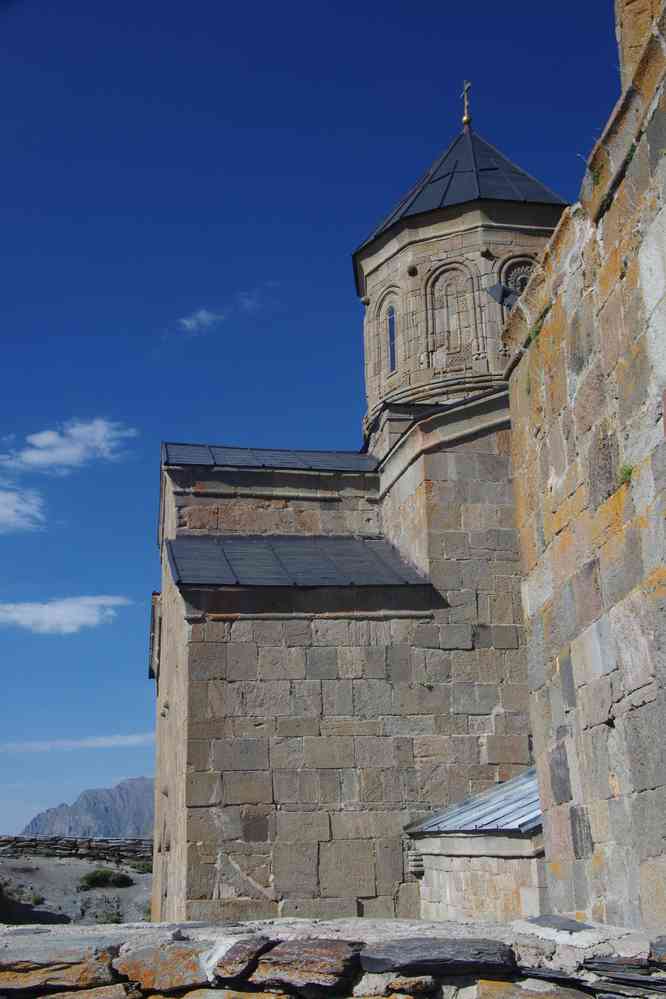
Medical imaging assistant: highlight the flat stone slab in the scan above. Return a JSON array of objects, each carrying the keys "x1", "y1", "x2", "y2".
[
  {"x1": 251, "y1": 938, "x2": 362, "y2": 990},
  {"x1": 113, "y1": 942, "x2": 211, "y2": 991},
  {"x1": 41, "y1": 987, "x2": 130, "y2": 999},
  {"x1": 528, "y1": 917, "x2": 595, "y2": 934},
  {"x1": 0, "y1": 936, "x2": 118, "y2": 993},
  {"x1": 361, "y1": 939, "x2": 516, "y2": 976},
  {"x1": 214, "y1": 934, "x2": 275, "y2": 980}
]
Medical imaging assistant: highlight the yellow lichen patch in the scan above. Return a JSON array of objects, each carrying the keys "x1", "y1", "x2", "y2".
[
  {"x1": 597, "y1": 244, "x2": 623, "y2": 306},
  {"x1": 591, "y1": 849, "x2": 607, "y2": 873},
  {"x1": 634, "y1": 32, "x2": 666, "y2": 105},
  {"x1": 589, "y1": 486, "x2": 631, "y2": 547},
  {"x1": 644, "y1": 565, "x2": 666, "y2": 598}
]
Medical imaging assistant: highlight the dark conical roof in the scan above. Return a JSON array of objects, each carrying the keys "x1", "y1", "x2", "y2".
[{"x1": 357, "y1": 126, "x2": 566, "y2": 252}]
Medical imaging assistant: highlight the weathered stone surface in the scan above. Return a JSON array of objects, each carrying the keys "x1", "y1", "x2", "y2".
[
  {"x1": 251, "y1": 938, "x2": 362, "y2": 989},
  {"x1": 387, "y1": 975, "x2": 438, "y2": 993},
  {"x1": 180, "y1": 992, "x2": 290, "y2": 999},
  {"x1": 0, "y1": 945, "x2": 117, "y2": 992},
  {"x1": 45, "y1": 988, "x2": 129, "y2": 999},
  {"x1": 213, "y1": 935, "x2": 275, "y2": 980},
  {"x1": 113, "y1": 943, "x2": 210, "y2": 991},
  {"x1": 360, "y1": 938, "x2": 515, "y2": 975}
]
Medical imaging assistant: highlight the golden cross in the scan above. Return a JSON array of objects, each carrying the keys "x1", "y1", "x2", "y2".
[{"x1": 462, "y1": 80, "x2": 472, "y2": 127}]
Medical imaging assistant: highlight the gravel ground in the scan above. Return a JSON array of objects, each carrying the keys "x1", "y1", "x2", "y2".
[{"x1": 0, "y1": 854, "x2": 152, "y2": 925}]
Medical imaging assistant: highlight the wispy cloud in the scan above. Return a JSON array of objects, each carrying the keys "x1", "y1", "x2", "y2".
[
  {"x1": 0, "y1": 487, "x2": 45, "y2": 533},
  {"x1": 177, "y1": 307, "x2": 226, "y2": 333},
  {"x1": 0, "y1": 419, "x2": 138, "y2": 475},
  {"x1": 0, "y1": 733, "x2": 155, "y2": 753},
  {"x1": 175, "y1": 283, "x2": 280, "y2": 335},
  {"x1": 0, "y1": 596, "x2": 131, "y2": 635}
]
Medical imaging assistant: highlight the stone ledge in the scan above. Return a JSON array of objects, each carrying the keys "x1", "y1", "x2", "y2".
[{"x1": 0, "y1": 916, "x2": 661, "y2": 997}]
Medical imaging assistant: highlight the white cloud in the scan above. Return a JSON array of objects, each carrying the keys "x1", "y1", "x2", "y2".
[
  {"x1": 0, "y1": 487, "x2": 45, "y2": 533},
  {"x1": 0, "y1": 419, "x2": 138, "y2": 474},
  {"x1": 0, "y1": 595, "x2": 131, "y2": 634},
  {"x1": 0, "y1": 733, "x2": 155, "y2": 753},
  {"x1": 177, "y1": 307, "x2": 226, "y2": 333}
]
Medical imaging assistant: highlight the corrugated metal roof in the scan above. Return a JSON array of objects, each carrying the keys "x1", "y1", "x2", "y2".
[
  {"x1": 167, "y1": 534, "x2": 428, "y2": 588},
  {"x1": 406, "y1": 767, "x2": 542, "y2": 836},
  {"x1": 356, "y1": 127, "x2": 565, "y2": 253},
  {"x1": 162, "y1": 442, "x2": 378, "y2": 473}
]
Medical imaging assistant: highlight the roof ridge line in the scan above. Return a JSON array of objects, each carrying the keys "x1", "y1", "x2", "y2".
[{"x1": 465, "y1": 126, "x2": 481, "y2": 201}]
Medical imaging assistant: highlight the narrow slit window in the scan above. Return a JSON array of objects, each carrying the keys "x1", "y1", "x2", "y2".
[{"x1": 387, "y1": 306, "x2": 397, "y2": 372}]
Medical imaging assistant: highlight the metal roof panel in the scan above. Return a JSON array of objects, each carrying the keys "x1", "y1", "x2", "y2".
[
  {"x1": 167, "y1": 535, "x2": 428, "y2": 589},
  {"x1": 407, "y1": 767, "x2": 542, "y2": 835},
  {"x1": 163, "y1": 442, "x2": 378, "y2": 473},
  {"x1": 356, "y1": 127, "x2": 566, "y2": 252}
]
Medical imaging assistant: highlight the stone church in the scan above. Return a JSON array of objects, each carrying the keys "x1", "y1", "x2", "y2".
[
  {"x1": 151, "y1": 0, "x2": 666, "y2": 930},
  {"x1": 149, "y1": 108, "x2": 564, "y2": 922}
]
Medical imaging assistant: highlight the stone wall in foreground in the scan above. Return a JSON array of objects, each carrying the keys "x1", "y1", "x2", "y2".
[
  {"x1": 1, "y1": 914, "x2": 665, "y2": 998},
  {"x1": 504, "y1": 5, "x2": 666, "y2": 929}
]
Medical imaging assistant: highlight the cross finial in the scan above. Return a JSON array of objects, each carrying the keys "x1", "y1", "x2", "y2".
[{"x1": 462, "y1": 80, "x2": 472, "y2": 127}]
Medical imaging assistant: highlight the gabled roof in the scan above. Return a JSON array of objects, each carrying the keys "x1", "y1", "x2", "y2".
[
  {"x1": 406, "y1": 767, "x2": 541, "y2": 836},
  {"x1": 167, "y1": 534, "x2": 428, "y2": 588},
  {"x1": 356, "y1": 126, "x2": 566, "y2": 254},
  {"x1": 162, "y1": 442, "x2": 377, "y2": 474}
]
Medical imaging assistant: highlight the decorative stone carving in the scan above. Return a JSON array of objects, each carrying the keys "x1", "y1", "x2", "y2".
[
  {"x1": 503, "y1": 259, "x2": 534, "y2": 297},
  {"x1": 428, "y1": 266, "x2": 483, "y2": 370}
]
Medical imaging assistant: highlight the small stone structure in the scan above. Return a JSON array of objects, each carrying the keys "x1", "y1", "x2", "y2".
[
  {"x1": 0, "y1": 837, "x2": 152, "y2": 867},
  {"x1": 2, "y1": 915, "x2": 666, "y2": 998},
  {"x1": 407, "y1": 769, "x2": 546, "y2": 923}
]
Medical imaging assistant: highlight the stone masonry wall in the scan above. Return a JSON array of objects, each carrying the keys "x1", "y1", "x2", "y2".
[
  {"x1": 163, "y1": 467, "x2": 380, "y2": 539},
  {"x1": 166, "y1": 575, "x2": 535, "y2": 922},
  {"x1": 152, "y1": 562, "x2": 190, "y2": 921},
  {"x1": 504, "y1": 5, "x2": 666, "y2": 929},
  {"x1": 380, "y1": 425, "x2": 532, "y2": 809},
  {"x1": 419, "y1": 851, "x2": 546, "y2": 924},
  {"x1": 616, "y1": 0, "x2": 662, "y2": 88}
]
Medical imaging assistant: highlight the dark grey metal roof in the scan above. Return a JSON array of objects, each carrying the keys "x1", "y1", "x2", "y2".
[
  {"x1": 357, "y1": 127, "x2": 565, "y2": 253},
  {"x1": 406, "y1": 767, "x2": 541, "y2": 836},
  {"x1": 162, "y1": 442, "x2": 378, "y2": 474},
  {"x1": 167, "y1": 534, "x2": 428, "y2": 588}
]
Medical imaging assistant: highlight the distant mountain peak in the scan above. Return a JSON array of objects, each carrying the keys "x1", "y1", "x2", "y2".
[{"x1": 21, "y1": 777, "x2": 154, "y2": 839}]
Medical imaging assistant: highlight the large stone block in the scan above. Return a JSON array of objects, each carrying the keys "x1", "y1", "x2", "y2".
[
  {"x1": 323, "y1": 679, "x2": 354, "y2": 715},
  {"x1": 276, "y1": 810, "x2": 330, "y2": 842},
  {"x1": 319, "y1": 839, "x2": 375, "y2": 897},
  {"x1": 224, "y1": 771, "x2": 273, "y2": 804},
  {"x1": 269, "y1": 737, "x2": 304, "y2": 769},
  {"x1": 355, "y1": 736, "x2": 396, "y2": 768},
  {"x1": 452, "y1": 684, "x2": 499, "y2": 715},
  {"x1": 273, "y1": 842, "x2": 318, "y2": 896},
  {"x1": 227, "y1": 643, "x2": 259, "y2": 681},
  {"x1": 330, "y1": 810, "x2": 404, "y2": 839},
  {"x1": 303, "y1": 736, "x2": 355, "y2": 768},
  {"x1": 213, "y1": 738, "x2": 269, "y2": 771},
  {"x1": 306, "y1": 646, "x2": 338, "y2": 679},
  {"x1": 189, "y1": 642, "x2": 227, "y2": 680},
  {"x1": 259, "y1": 646, "x2": 305, "y2": 680},
  {"x1": 481, "y1": 735, "x2": 529, "y2": 765}
]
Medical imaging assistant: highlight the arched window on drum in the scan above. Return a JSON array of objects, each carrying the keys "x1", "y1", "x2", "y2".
[{"x1": 387, "y1": 305, "x2": 397, "y2": 373}]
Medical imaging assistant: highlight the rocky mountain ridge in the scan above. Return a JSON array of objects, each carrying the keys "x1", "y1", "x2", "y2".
[{"x1": 21, "y1": 777, "x2": 154, "y2": 838}]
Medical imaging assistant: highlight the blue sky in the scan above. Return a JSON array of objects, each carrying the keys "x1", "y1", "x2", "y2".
[{"x1": 0, "y1": 0, "x2": 620, "y2": 833}]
